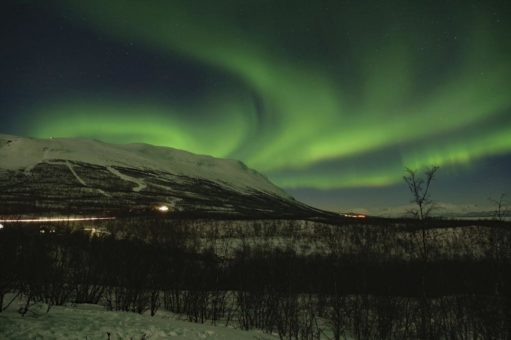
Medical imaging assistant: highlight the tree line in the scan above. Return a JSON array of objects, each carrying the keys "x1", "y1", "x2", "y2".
[{"x1": 1, "y1": 220, "x2": 511, "y2": 339}]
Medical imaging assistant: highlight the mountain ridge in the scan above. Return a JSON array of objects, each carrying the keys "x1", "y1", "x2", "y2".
[
  {"x1": 0, "y1": 133, "x2": 288, "y2": 198},
  {"x1": 0, "y1": 134, "x2": 324, "y2": 218}
]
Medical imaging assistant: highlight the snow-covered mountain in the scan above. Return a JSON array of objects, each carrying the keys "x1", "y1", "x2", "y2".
[{"x1": 0, "y1": 134, "x2": 319, "y2": 217}]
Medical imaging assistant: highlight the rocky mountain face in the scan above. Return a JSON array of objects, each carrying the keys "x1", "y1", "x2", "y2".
[{"x1": 0, "y1": 134, "x2": 322, "y2": 218}]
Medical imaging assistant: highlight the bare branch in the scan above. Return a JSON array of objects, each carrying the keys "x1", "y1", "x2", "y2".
[
  {"x1": 489, "y1": 193, "x2": 508, "y2": 221},
  {"x1": 403, "y1": 166, "x2": 439, "y2": 220}
]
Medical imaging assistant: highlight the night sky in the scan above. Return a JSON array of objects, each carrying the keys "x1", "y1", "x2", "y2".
[{"x1": 1, "y1": 0, "x2": 510, "y2": 213}]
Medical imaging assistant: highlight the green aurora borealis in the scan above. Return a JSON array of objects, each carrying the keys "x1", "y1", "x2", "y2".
[{"x1": 2, "y1": 0, "x2": 511, "y2": 210}]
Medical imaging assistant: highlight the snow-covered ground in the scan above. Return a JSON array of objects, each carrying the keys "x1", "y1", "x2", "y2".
[{"x1": 0, "y1": 297, "x2": 274, "y2": 339}]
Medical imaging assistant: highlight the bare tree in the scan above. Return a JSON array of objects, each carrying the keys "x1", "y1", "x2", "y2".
[
  {"x1": 489, "y1": 193, "x2": 508, "y2": 221},
  {"x1": 403, "y1": 166, "x2": 440, "y2": 220}
]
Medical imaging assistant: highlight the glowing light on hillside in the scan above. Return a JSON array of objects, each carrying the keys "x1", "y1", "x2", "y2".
[
  {"x1": 83, "y1": 227, "x2": 110, "y2": 237},
  {"x1": 0, "y1": 223, "x2": 4, "y2": 229},
  {"x1": 343, "y1": 213, "x2": 367, "y2": 219},
  {"x1": 157, "y1": 205, "x2": 170, "y2": 212}
]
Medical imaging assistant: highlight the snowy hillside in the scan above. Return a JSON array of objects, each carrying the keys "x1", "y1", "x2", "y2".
[
  {"x1": 0, "y1": 134, "x2": 287, "y2": 197},
  {"x1": 0, "y1": 297, "x2": 274, "y2": 339},
  {"x1": 0, "y1": 134, "x2": 320, "y2": 217}
]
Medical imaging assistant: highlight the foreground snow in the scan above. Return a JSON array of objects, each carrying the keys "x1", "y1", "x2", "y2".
[{"x1": 0, "y1": 300, "x2": 274, "y2": 339}]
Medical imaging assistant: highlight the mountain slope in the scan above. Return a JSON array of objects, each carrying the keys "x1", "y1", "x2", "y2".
[{"x1": 0, "y1": 134, "x2": 319, "y2": 217}]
